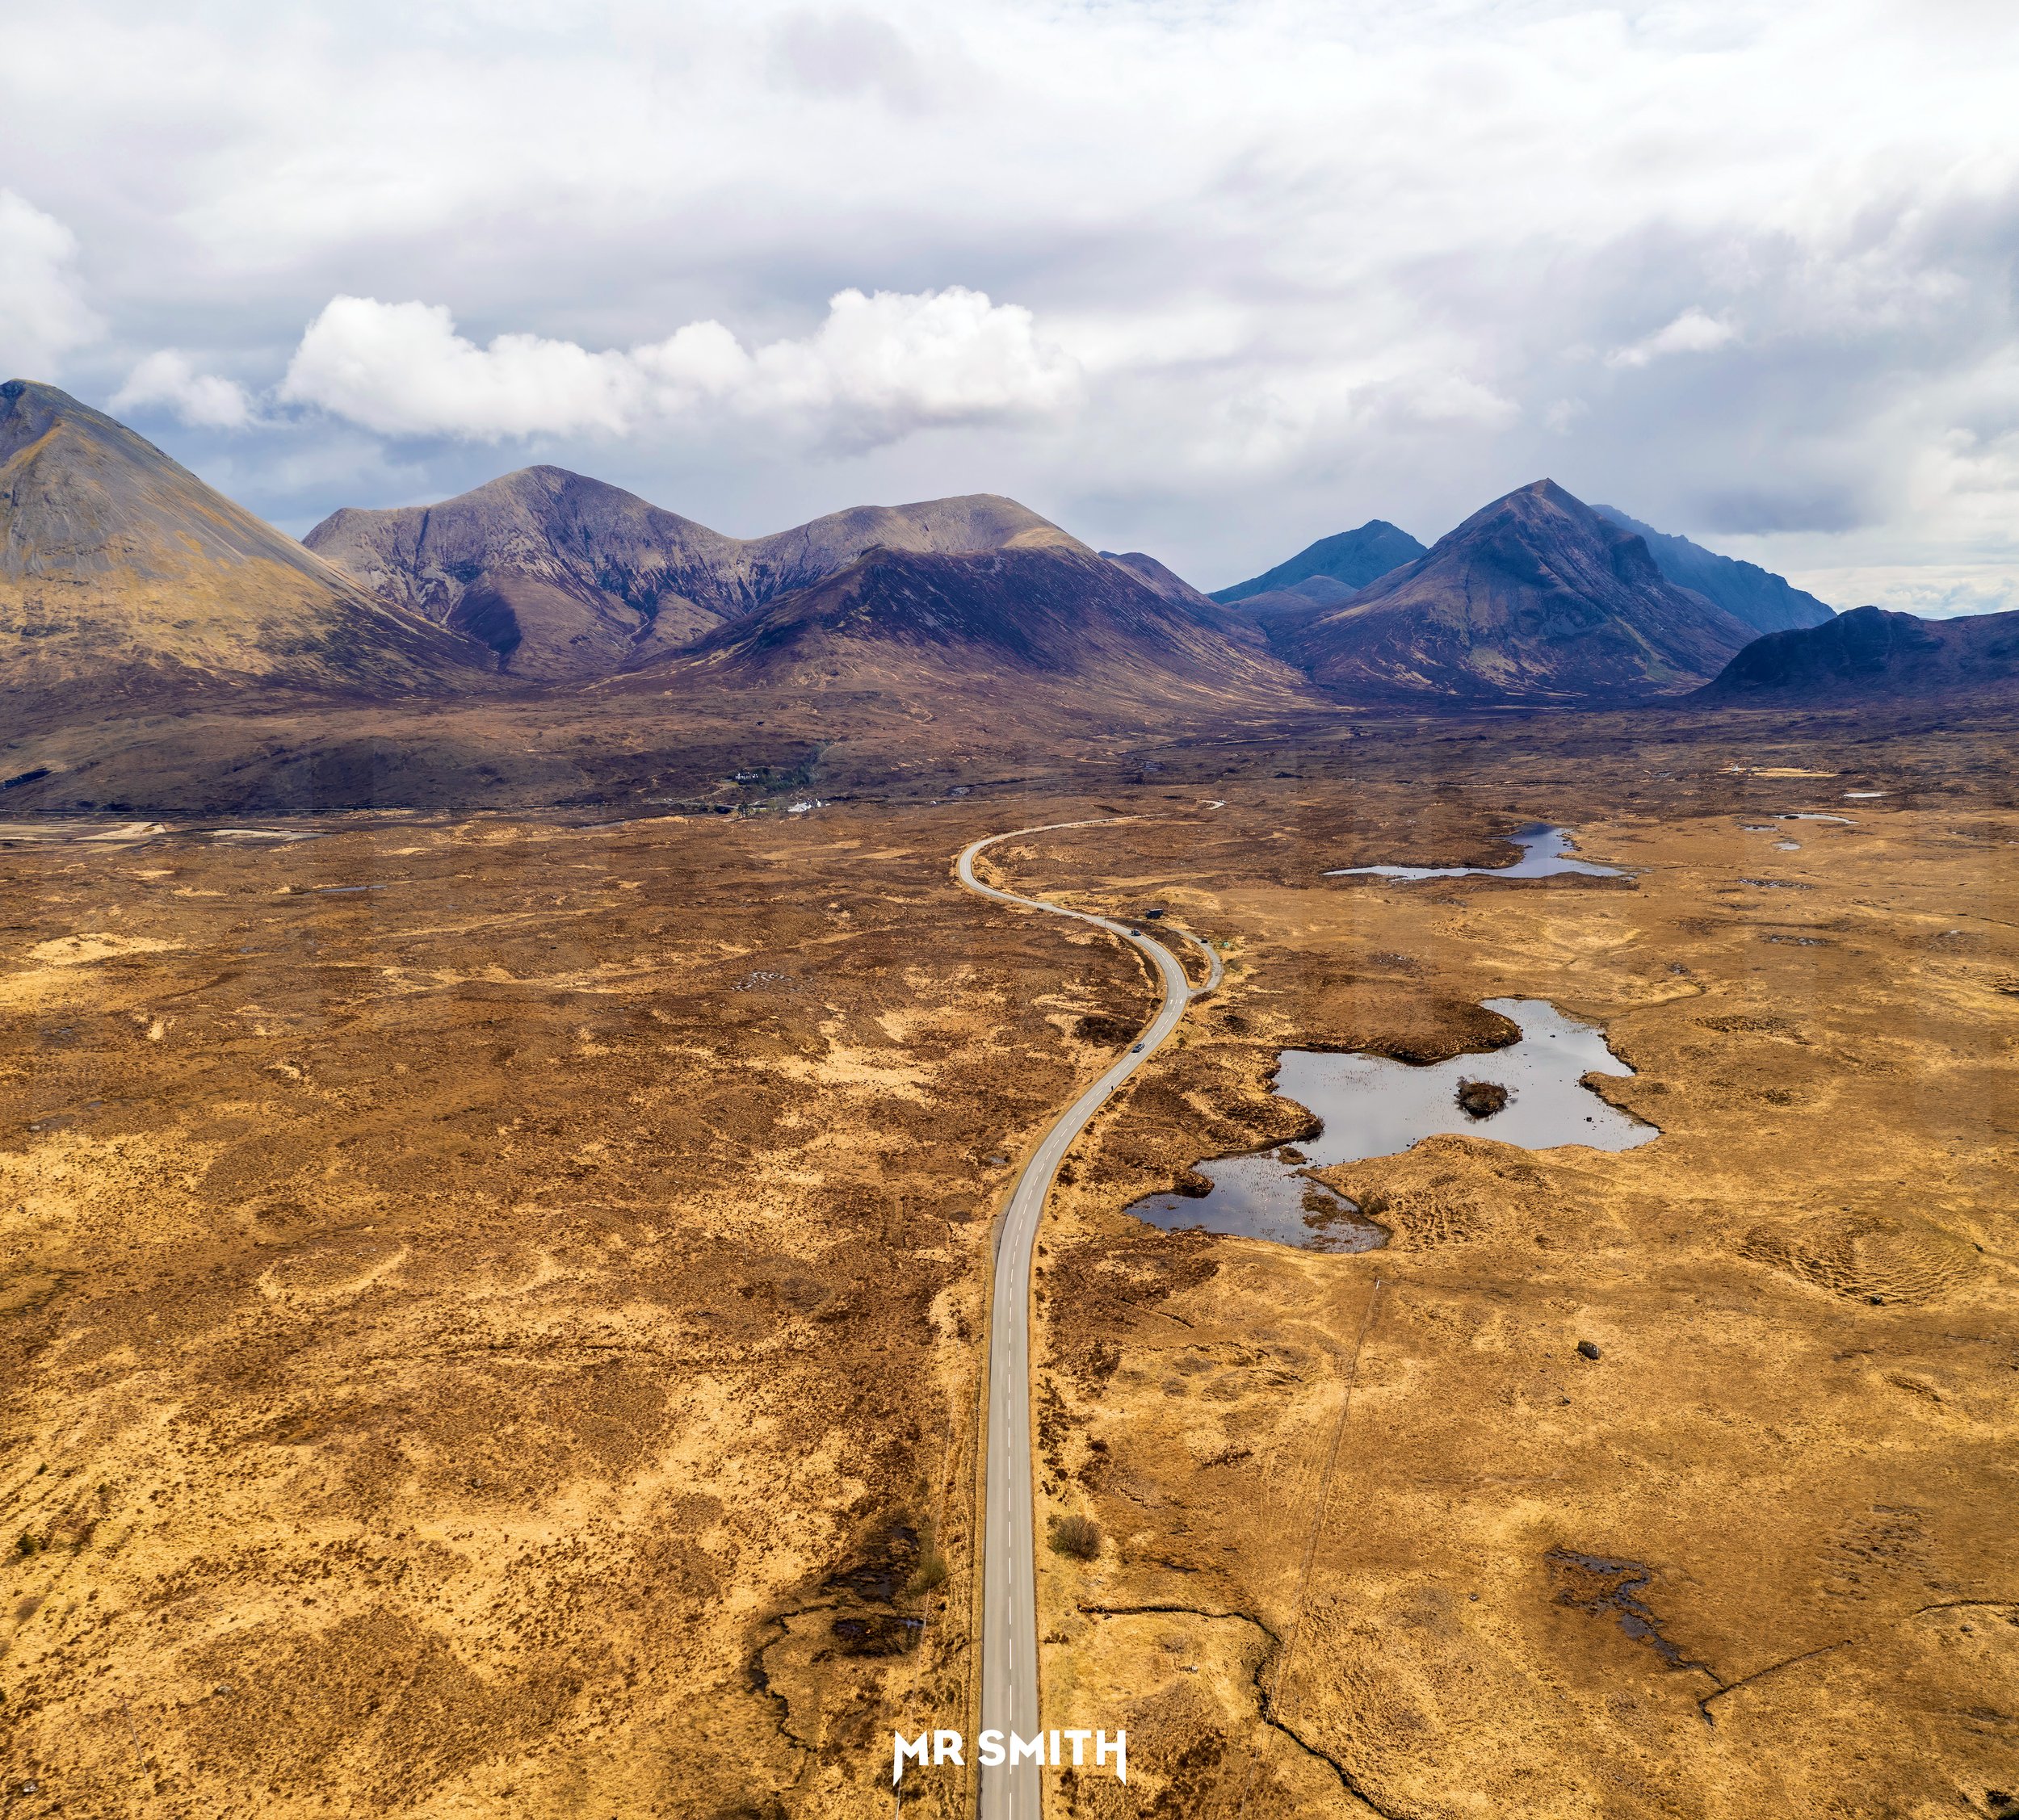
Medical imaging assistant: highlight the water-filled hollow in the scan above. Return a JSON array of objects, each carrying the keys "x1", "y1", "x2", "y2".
[{"x1": 1129, "y1": 998, "x2": 1656, "y2": 1250}]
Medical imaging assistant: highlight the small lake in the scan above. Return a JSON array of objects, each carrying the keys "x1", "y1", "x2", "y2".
[
  {"x1": 1130, "y1": 998, "x2": 1656, "y2": 1251},
  {"x1": 1326, "y1": 823, "x2": 1623, "y2": 883}
]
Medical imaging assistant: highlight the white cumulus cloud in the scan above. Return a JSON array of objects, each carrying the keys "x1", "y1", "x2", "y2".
[
  {"x1": 278, "y1": 287, "x2": 1079, "y2": 445},
  {"x1": 1606, "y1": 308, "x2": 1740, "y2": 370},
  {"x1": 0, "y1": 191, "x2": 103, "y2": 379},
  {"x1": 112, "y1": 350, "x2": 258, "y2": 430},
  {"x1": 279, "y1": 298, "x2": 638, "y2": 439}
]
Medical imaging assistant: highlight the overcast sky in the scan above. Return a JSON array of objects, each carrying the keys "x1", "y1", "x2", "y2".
[{"x1": 5, "y1": 0, "x2": 2017, "y2": 611}]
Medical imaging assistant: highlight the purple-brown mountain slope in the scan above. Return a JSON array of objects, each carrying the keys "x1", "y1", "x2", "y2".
[
  {"x1": 1100, "y1": 548, "x2": 1215, "y2": 608},
  {"x1": 307, "y1": 470, "x2": 1084, "y2": 681},
  {"x1": 1593, "y1": 505, "x2": 1834, "y2": 635},
  {"x1": 1, "y1": 380, "x2": 489, "y2": 700},
  {"x1": 627, "y1": 544, "x2": 1322, "y2": 719},
  {"x1": 1100, "y1": 549, "x2": 1275, "y2": 651},
  {"x1": 1278, "y1": 480, "x2": 1758, "y2": 704},
  {"x1": 1691, "y1": 603, "x2": 2019, "y2": 702}
]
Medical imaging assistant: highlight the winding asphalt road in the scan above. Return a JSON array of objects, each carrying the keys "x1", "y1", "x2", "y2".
[{"x1": 955, "y1": 820, "x2": 1221, "y2": 1820}]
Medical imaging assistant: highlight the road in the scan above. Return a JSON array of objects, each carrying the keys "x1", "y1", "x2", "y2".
[{"x1": 955, "y1": 820, "x2": 1220, "y2": 1820}]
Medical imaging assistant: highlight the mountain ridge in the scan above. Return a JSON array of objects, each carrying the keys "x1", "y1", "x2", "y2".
[
  {"x1": 307, "y1": 472, "x2": 1086, "y2": 681},
  {"x1": 622, "y1": 543, "x2": 1322, "y2": 720},
  {"x1": 1276, "y1": 479, "x2": 1758, "y2": 704},
  {"x1": 1211, "y1": 520, "x2": 1428, "y2": 605},
  {"x1": 1691, "y1": 602, "x2": 2019, "y2": 702},
  {"x1": 1594, "y1": 504, "x2": 1835, "y2": 635}
]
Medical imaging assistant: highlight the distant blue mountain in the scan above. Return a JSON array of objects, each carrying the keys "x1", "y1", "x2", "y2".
[
  {"x1": 1211, "y1": 520, "x2": 1427, "y2": 605},
  {"x1": 1593, "y1": 505, "x2": 1833, "y2": 635}
]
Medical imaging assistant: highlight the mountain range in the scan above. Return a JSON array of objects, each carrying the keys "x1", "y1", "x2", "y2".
[
  {"x1": 2, "y1": 375, "x2": 2000, "y2": 813},
  {"x1": 1212, "y1": 501, "x2": 1838, "y2": 640},
  {"x1": 305, "y1": 472, "x2": 1084, "y2": 681},
  {"x1": 301, "y1": 468, "x2": 1801, "y2": 707}
]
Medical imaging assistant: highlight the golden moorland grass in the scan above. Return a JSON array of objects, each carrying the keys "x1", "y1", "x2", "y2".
[
  {"x1": 0, "y1": 807, "x2": 1150, "y2": 1818},
  {"x1": 1, "y1": 719, "x2": 2014, "y2": 1820},
  {"x1": 1016, "y1": 787, "x2": 2018, "y2": 1819}
]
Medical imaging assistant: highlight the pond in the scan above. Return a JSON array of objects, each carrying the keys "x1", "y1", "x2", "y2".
[
  {"x1": 1129, "y1": 998, "x2": 1656, "y2": 1250},
  {"x1": 1326, "y1": 823, "x2": 1623, "y2": 883}
]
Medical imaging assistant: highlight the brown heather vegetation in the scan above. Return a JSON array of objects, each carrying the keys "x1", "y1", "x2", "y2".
[
  {"x1": 0, "y1": 806, "x2": 1152, "y2": 1817},
  {"x1": 2, "y1": 705, "x2": 2017, "y2": 1818}
]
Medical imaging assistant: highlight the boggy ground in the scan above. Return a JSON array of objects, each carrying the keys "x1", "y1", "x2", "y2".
[
  {"x1": 1, "y1": 715, "x2": 2015, "y2": 1820},
  {"x1": 1001, "y1": 765, "x2": 2019, "y2": 1819},
  {"x1": 0, "y1": 804, "x2": 1165, "y2": 1819}
]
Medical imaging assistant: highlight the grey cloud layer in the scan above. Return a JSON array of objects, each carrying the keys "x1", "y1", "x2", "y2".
[{"x1": 2, "y1": 0, "x2": 2017, "y2": 610}]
